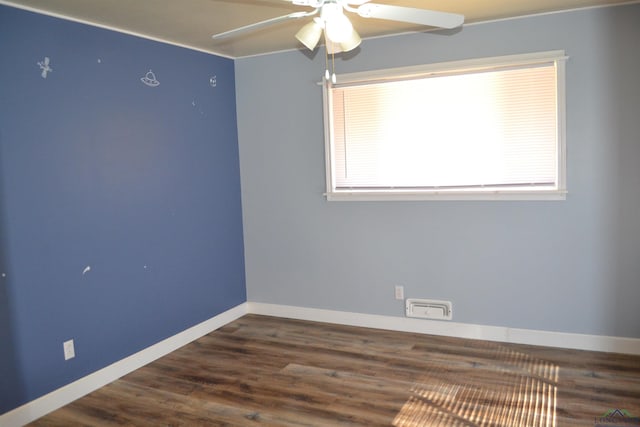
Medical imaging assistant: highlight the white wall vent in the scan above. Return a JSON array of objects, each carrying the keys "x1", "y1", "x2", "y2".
[{"x1": 405, "y1": 299, "x2": 452, "y2": 320}]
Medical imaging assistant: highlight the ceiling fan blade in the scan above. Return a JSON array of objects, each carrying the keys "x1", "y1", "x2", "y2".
[
  {"x1": 356, "y1": 3, "x2": 464, "y2": 29},
  {"x1": 212, "y1": 11, "x2": 314, "y2": 40}
]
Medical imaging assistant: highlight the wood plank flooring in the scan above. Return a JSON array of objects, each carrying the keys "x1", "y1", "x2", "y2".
[{"x1": 31, "y1": 315, "x2": 640, "y2": 426}]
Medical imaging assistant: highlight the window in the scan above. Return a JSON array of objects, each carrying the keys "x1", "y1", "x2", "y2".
[{"x1": 323, "y1": 51, "x2": 567, "y2": 201}]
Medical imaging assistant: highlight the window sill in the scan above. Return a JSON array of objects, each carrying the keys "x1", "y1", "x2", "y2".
[{"x1": 325, "y1": 190, "x2": 567, "y2": 202}]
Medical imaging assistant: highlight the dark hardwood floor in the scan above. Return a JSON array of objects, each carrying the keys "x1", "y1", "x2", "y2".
[{"x1": 31, "y1": 314, "x2": 640, "y2": 426}]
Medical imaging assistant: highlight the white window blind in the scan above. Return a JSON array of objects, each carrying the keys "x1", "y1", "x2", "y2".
[{"x1": 324, "y1": 51, "x2": 567, "y2": 201}]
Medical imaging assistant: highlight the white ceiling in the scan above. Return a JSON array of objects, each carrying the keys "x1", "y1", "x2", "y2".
[{"x1": 2, "y1": 0, "x2": 636, "y2": 58}]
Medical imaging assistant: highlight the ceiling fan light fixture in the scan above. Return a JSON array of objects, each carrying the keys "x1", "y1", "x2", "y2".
[
  {"x1": 210, "y1": 1, "x2": 465, "y2": 57},
  {"x1": 295, "y1": 21, "x2": 323, "y2": 50},
  {"x1": 322, "y1": 3, "x2": 353, "y2": 43}
]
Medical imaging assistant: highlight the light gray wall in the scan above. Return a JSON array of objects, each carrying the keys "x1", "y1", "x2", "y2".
[{"x1": 235, "y1": 4, "x2": 640, "y2": 338}]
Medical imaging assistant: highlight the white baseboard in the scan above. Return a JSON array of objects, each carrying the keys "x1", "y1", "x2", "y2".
[
  {"x1": 0, "y1": 303, "x2": 249, "y2": 427},
  {"x1": 248, "y1": 302, "x2": 640, "y2": 355},
  {"x1": 4, "y1": 301, "x2": 639, "y2": 426}
]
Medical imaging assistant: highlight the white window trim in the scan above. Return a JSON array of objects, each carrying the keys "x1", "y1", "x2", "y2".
[{"x1": 322, "y1": 51, "x2": 568, "y2": 202}]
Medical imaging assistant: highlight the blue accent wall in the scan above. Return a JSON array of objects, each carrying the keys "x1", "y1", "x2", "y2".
[{"x1": 0, "y1": 5, "x2": 246, "y2": 413}]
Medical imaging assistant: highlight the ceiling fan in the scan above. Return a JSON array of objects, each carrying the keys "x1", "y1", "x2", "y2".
[{"x1": 211, "y1": 0, "x2": 464, "y2": 55}]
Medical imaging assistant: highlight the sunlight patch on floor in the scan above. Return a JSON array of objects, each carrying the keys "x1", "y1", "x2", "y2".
[{"x1": 393, "y1": 345, "x2": 558, "y2": 427}]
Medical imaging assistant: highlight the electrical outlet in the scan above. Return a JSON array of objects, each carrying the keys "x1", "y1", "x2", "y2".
[
  {"x1": 63, "y1": 339, "x2": 75, "y2": 360},
  {"x1": 394, "y1": 285, "x2": 404, "y2": 300}
]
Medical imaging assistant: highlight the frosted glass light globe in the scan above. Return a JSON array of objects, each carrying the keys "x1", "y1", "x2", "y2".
[
  {"x1": 325, "y1": 13, "x2": 353, "y2": 43},
  {"x1": 321, "y1": 3, "x2": 353, "y2": 44}
]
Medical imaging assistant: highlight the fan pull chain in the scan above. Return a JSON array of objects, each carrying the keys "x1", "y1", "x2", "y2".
[
  {"x1": 325, "y1": 47, "x2": 330, "y2": 81},
  {"x1": 324, "y1": 42, "x2": 337, "y2": 84}
]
